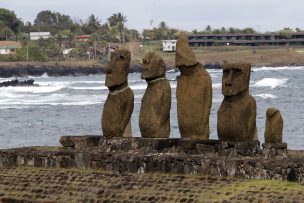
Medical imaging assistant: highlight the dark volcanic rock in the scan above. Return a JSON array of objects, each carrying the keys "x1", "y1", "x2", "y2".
[
  {"x1": 0, "y1": 65, "x2": 107, "y2": 78},
  {"x1": 204, "y1": 63, "x2": 223, "y2": 69},
  {"x1": 0, "y1": 79, "x2": 37, "y2": 87}
]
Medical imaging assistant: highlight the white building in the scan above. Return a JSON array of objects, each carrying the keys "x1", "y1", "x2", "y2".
[
  {"x1": 0, "y1": 41, "x2": 21, "y2": 55},
  {"x1": 30, "y1": 32, "x2": 51, "y2": 40},
  {"x1": 162, "y1": 40, "x2": 177, "y2": 52}
]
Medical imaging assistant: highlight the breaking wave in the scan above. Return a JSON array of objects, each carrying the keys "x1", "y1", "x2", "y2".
[{"x1": 253, "y1": 78, "x2": 288, "y2": 89}]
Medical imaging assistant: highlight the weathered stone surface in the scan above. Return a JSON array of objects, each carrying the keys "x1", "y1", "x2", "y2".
[
  {"x1": 139, "y1": 52, "x2": 171, "y2": 138},
  {"x1": 176, "y1": 33, "x2": 212, "y2": 140},
  {"x1": 265, "y1": 107, "x2": 284, "y2": 143},
  {"x1": 218, "y1": 141, "x2": 260, "y2": 157},
  {"x1": 99, "y1": 137, "x2": 219, "y2": 154},
  {"x1": 0, "y1": 144, "x2": 304, "y2": 184},
  {"x1": 59, "y1": 135, "x2": 100, "y2": 150},
  {"x1": 217, "y1": 63, "x2": 257, "y2": 142},
  {"x1": 102, "y1": 49, "x2": 134, "y2": 138},
  {"x1": 262, "y1": 143, "x2": 288, "y2": 159}
]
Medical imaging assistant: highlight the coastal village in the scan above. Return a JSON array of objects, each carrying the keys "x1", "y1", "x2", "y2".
[
  {"x1": 0, "y1": 4, "x2": 304, "y2": 203},
  {"x1": 1, "y1": 8, "x2": 304, "y2": 70}
]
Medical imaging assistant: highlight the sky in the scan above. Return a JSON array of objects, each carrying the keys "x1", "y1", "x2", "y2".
[{"x1": 1, "y1": 0, "x2": 303, "y2": 32}]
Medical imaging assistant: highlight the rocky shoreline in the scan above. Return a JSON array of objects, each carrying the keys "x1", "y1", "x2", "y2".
[
  {"x1": 0, "y1": 62, "x2": 223, "y2": 78},
  {"x1": 0, "y1": 62, "x2": 302, "y2": 78}
]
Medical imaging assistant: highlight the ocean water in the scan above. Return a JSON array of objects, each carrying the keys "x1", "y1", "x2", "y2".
[{"x1": 0, "y1": 67, "x2": 303, "y2": 149}]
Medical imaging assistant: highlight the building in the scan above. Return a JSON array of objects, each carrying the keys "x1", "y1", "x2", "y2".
[
  {"x1": 162, "y1": 40, "x2": 177, "y2": 52},
  {"x1": 0, "y1": 41, "x2": 21, "y2": 55},
  {"x1": 30, "y1": 32, "x2": 51, "y2": 41},
  {"x1": 175, "y1": 32, "x2": 304, "y2": 47},
  {"x1": 75, "y1": 35, "x2": 91, "y2": 42}
]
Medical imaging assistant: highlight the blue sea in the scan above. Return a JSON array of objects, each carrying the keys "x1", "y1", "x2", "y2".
[{"x1": 0, "y1": 67, "x2": 303, "y2": 149}]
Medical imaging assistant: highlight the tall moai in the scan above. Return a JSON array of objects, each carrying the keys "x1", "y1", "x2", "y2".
[
  {"x1": 264, "y1": 107, "x2": 283, "y2": 143},
  {"x1": 175, "y1": 33, "x2": 212, "y2": 140},
  {"x1": 102, "y1": 49, "x2": 134, "y2": 137},
  {"x1": 217, "y1": 63, "x2": 257, "y2": 142},
  {"x1": 139, "y1": 52, "x2": 171, "y2": 138}
]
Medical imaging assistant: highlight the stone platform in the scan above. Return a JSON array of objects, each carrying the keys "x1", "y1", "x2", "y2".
[{"x1": 0, "y1": 137, "x2": 303, "y2": 184}]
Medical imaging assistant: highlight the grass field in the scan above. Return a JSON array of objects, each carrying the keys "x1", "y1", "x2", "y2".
[{"x1": 0, "y1": 166, "x2": 303, "y2": 202}]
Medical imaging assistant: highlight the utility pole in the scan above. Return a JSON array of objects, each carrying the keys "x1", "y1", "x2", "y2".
[{"x1": 26, "y1": 44, "x2": 29, "y2": 61}]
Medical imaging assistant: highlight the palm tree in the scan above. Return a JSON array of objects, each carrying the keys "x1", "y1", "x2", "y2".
[
  {"x1": 86, "y1": 14, "x2": 101, "y2": 31},
  {"x1": 107, "y1": 13, "x2": 127, "y2": 43}
]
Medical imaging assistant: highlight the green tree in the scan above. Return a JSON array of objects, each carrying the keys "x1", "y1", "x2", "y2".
[
  {"x1": 17, "y1": 33, "x2": 30, "y2": 61},
  {"x1": 85, "y1": 14, "x2": 101, "y2": 33},
  {"x1": 107, "y1": 13, "x2": 127, "y2": 43},
  {"x1": 37, "y1": 38, "x2": 61, "y2": 60},
  {"x1": 241, "y1": 27, "x2": 256, "y2": 34},
  {"x1": 0, "y1": 8, "x2": 22, "y2": 33},
  {"x1": 205, "y1": 25, "x2": 212, "y2": 33},
  {"x1": 15, "y1": 45, "x2": 47, "y2": 62},
  {"x1": 34, "y1": 10, "x2": 73, "y2": 34},
  {"x1": 0, "y1": 21, "x2": 14, "y2": 40}
]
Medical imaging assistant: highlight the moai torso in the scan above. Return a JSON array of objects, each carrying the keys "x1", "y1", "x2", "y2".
[
  {"x1": 264, "y1": 107, "x2": 283, "y2": 143},
  {"x1": 139, "y1": 52, "x2": 171, "y2": 138},
  {"x1": 102, "y1": 49, "x2": 134, "y2": 138},
  {"x1": 177, "y1": 64, "x2": 212, "y2": 140},
  {"x1": 217, "y1": 63, "x2": 257, "y2": 142},
  {"x1": 175, "y1": 33, "x2": 212, "y2": 140}
]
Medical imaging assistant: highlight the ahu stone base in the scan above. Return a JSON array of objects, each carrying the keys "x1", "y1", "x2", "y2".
[{"x1": 0, "y1": 137, "x2": 303, "y2": 184}]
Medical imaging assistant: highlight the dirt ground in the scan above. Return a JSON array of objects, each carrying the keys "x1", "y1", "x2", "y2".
[{"x1": 0, "y1": 166, "x2": 303, "y2": 203}]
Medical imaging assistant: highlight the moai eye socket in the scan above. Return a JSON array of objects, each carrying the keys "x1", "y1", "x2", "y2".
[
  {"x1": 233, "y1": 68, "x2": 242, "y2": 78},
  {"x1": 223, "y1": 69, "x2": 229, "y2": 76},
  {"x1": 142, "y1": 59, "x2": 147, "y2": 65},
  {"x1": 118, "y1": 54, "x2": 125, "y2": 60}
]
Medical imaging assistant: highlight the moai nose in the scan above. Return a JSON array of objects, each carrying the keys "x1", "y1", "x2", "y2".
[{"x1": 225, "y1": 71, "x2": 233, "y2": 86}]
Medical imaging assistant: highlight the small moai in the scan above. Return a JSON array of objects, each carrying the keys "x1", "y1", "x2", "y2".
[
  {"x1": 139, "y1": 52, "x2": 171, "y2": 138},
  {"x1": 102, "y1": 49, "x2": 134, "y2": 138},
  {"x1": 264, "y1": 107, "x2": 283, "y2": 143},
  {"x1": 175, "y1": 32, "x2": 212, "y2": 140},
  {"x1": 217, "y1": 63, "x2": 257, "y2": 142}
]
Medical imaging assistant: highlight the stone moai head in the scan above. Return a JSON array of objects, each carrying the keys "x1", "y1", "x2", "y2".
[
  {"x1": 175, "y1": 32, "x2": 198, "y2": 73},
  {"x1": 222, "y1": 63, "x2": 251, "y2": 97},
  {"x1": 141, "y1": 52, "x2": 166, "y2": 80},
  {"x1": 265, "y1": 107, "x2": 283, "y2": 143},
  {"x1": 105, "y1": 49, "x2": 131, "y2": 89}
]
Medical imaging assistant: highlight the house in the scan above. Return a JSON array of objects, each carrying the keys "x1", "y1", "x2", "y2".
[
  {"x1": 75, "y1": 35, "x2": 92, "y2": 42},
  {"x1": 30, "y1": 32, "x2": 51, "y2": 40},
  {"x1": 0, "y1": 41, "x2": 21, "y2": 55},
  {"x1": 162, "y1": 40, "x2": 177, "y2": 52}
]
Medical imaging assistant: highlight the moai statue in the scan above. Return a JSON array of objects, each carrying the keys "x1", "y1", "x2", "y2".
[
  {"x1": 175, "y1": 33, "x2": 212, "y2": 140},
  {"x1": 217, "y1": 63, "x2": 257, "y2": 142},
  {"x1": 102, "y1": 49, "x2": 134, "y2": 138},
  {"x1": 264, "y1": 107, "x2": 283, "y2": 143},
  {"x1": 139, "y1": 52, "x2": 171, "y2": 138}
]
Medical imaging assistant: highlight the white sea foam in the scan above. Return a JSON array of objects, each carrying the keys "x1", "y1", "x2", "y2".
[
  {"x1": 254, "y1": 78, "x2": 288, "y2": 89},
  {"x1": 37, "y1": 81, "x2": 104, "y2": 86},
  {"x1": 0, "y1": 101, "x2": 101, "y2": 109},
  {"x1": 69, "y1": 86, "x2": 106, "y2": 90},
  {"x1": 0, "y1": 86, "x2": 64, "y2": 93},
  {"x1": 130, "y1": 84, "x2": 147, "y2": 90},
  {"x1": 253, "y1": 66, "x2": 304, "y2": 71},
  {"x1": 212, "y1": 83, "x2": 221, "y2": 88},
  {"x1": 0, "y1": 93, "x2": 105, "y2": 107},
  {"x1": 254, "y1": 94, "x2": 278, "y2": 99}
]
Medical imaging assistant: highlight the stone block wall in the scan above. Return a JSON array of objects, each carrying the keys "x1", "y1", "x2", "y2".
[{"x1": 0, "y1": 137, "x2": 303, "y2": 184}]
